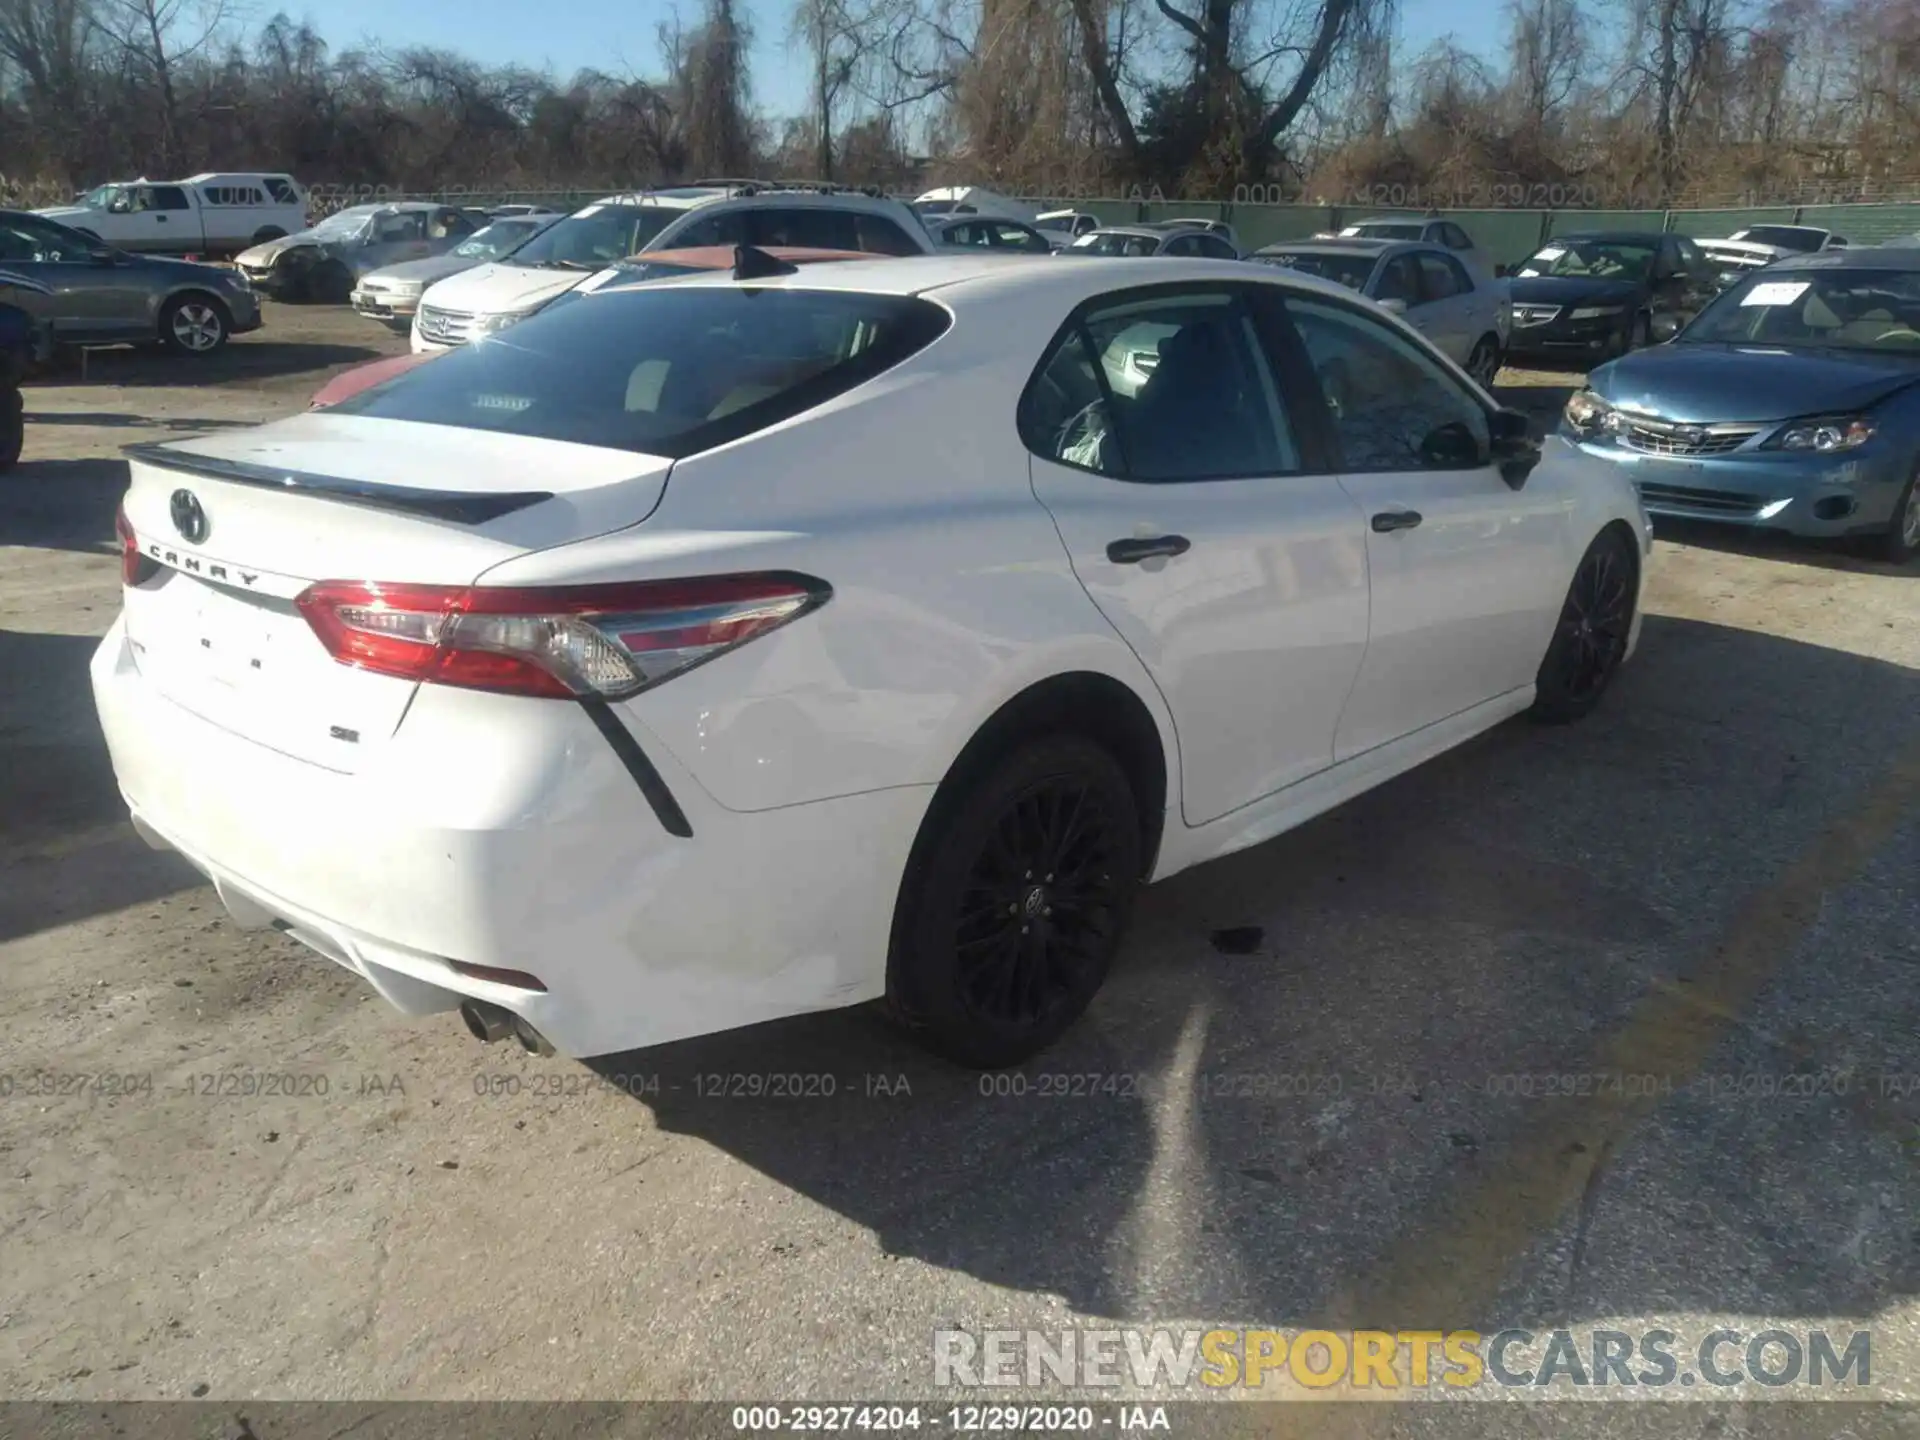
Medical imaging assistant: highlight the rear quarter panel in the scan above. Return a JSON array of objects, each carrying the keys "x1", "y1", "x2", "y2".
[{"x1": 473, "y1": 289, "x2": 1182, "y2": 817}]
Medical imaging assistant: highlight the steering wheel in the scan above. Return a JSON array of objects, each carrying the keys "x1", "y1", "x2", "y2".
[{"x1": 1872, "y1": 329, "x2": 1920, "y2": 346}]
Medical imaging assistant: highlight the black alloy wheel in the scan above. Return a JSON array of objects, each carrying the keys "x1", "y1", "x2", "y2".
[
  {"x1": 891, "y1": 736, "x2": 1142, "y2": 1068},
  {"x1": 1531, "y1": 528, "x2": 1637, "y2": 723}
]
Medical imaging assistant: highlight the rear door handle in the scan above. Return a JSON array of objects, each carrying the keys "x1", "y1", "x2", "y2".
[
  {"x1": 1371, "y1": 510, "x2": 1423, "y2": 533},
  {"x1": 1107, "y1": 535, "x2": 1190, "y2": 563}
]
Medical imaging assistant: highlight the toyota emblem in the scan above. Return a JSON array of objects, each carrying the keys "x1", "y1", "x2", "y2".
[{"x1": 170, "y1": 488, "x2": 208, "y2": 543}]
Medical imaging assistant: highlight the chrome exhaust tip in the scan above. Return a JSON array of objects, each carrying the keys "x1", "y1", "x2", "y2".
[
  {"x1": 511, "y1": 1015, "x2": 555, "y2": 1057},
  {"x1": 459, "y1": 999, "x2": 514, "y2": 1044}
]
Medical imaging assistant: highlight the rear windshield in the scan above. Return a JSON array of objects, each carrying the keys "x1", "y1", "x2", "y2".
[{"x1": 327, "y1": 285, "x2": 952, "y2": 457}]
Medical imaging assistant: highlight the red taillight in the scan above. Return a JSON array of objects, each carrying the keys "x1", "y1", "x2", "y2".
[
  {"x1": 294, "y1": 574, "x2": 830, "y2": 699},
  {"x1": 115, "y1": 505, "x2": 159, "y2": 586}
]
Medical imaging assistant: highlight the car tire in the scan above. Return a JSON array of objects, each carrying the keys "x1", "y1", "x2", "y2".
[
  {"x1": 1530, "y1": 526, "x2": 1638, "y2": 725},
  {"x1": 0, "y1": 385, "x2": 22, "y2": 472},
  {"x1": 310, "y1": 261, "x2": 354, "y2": 305},
  {"x1": 158, "y1": 293, "x2": 230, "y2": 355},
  {"x1": 1466, "y1": 335, "x2": 1502, "y2": 387},
  {"x1": 888, "y1": 735, "x2": 1143, "y2": 1069},
  {"x1": 1878, "y1": 465, "x2": 1920, "y2": 566}
]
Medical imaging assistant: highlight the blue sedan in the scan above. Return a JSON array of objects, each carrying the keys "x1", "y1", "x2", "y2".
[{"x1": 1560, "y1": 248, "x2": 1920, "y2": 563}]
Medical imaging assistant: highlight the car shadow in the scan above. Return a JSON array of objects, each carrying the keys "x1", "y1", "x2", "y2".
[
  {"x1": 37, "y1": 340, "x2": 385, "y2": 388},
  {"x1": 0, "y1": 456, "x2": 125, "y2": 554},
  {"x1": 589, "y1": 612, "x2": 1920, "y2": 1329},
  {"x1": 22, "y1": 411, "x2": 258, "y2": 431},
  {"x1": 0, "y1": 629, "x2": 202, "y2": 945},
  {"x1": 1653, "y1": 516, "x2": 1914, "y2": 577}
]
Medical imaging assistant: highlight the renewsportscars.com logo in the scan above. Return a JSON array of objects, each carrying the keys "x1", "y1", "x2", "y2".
[{"x1": 932, "y1": 1327, "x2": 1873, "y2": 1393}]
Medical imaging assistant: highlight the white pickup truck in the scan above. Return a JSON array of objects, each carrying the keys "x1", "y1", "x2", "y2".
[{"x1": 35, "y1": 173, "x2": 308, "y2": 258}]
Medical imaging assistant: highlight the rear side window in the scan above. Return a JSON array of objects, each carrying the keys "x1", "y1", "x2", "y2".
[
  {"x1": 854, "y1": 214, "x2": 923, "y2": 255},
  {"x1": 329, "y1": 286, "x2": 952, "y2": 458},
  {"x1": 750, "y1": 208, "x2": 858, "y2": 250}
]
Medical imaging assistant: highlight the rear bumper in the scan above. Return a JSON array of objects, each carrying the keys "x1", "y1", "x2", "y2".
[
  {"x1": 90, "y1": 616, "x2": 926, "y2": 1058},
  {"x1": 1571, "y1": 439, "x2": 1909, "y2": 537}
]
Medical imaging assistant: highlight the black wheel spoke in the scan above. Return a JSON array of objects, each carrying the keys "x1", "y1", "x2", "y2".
[{"x1": 951, "y1": 770, "x2": 1129, "y2": 1030}]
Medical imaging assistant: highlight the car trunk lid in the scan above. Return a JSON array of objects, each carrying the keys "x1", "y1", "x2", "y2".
[{"x1": 119, "y1": 413, "x2": 672, "y2": 771}]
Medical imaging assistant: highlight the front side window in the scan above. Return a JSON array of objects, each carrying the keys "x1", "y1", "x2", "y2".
[
  {"x1": 1021, "y1": 289, "x2": 1299, "y2": 482},
  {"x1": 995, "y1": 223, "x2": 1049, "y2": 253},
  {"x1": 1284, "y1": 296, "x2": 1490, "y2": 472},
  {"x1": 150, "y1": 186, "x2": 190, "y2": 211},
  {"x1": 1416, "y1": 252, "x2": 1468, "y2": 299},
  {"x1": 1375, "y1": 255, "x2": 1421, "y2": 303},
  {"x1": 328, "y1": 286, "x2": 952, "y2": 457}
]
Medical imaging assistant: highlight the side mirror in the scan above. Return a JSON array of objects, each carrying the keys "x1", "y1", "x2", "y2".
[
  {"x1": 1376, "y1": 296, "x2": 1408, "y2": 315},
  {"x1": 1489, "y1": 407, "x2": 1540, "y2": 489}
]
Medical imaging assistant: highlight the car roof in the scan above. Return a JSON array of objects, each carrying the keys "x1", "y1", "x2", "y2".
[
  {"x1": 614, "y1": 245, "x2": 873, "y2": 268},
  {"x1": 1346, "y1": 218, "x2": 1433, "y2": 229},
  {"x1": 1766, "y1": 246, "x2": 1920, "y2": 271},
  {"x1": 1547, "y1": 231, "x2": 1671, "y2": 245},
  {"x1": 1259, "y1": 236, "x2": 1398, "y2": 255},
  {"x1": 617, "y1": 252, "x2": 1371, "y2": 308},
  {"x1": 1081, "y1": 226, "x2": 1164, "y2": 240}
]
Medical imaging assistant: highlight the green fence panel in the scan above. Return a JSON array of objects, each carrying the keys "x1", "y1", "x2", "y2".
[
  {"x1": 1442, "y1": 210, "x2": 1553, "y2": 265},
  {"x1": 1794, "y1": 202, "x2": 1920, "y2": 244},
  {"x1": 1141, "y1": 200, "x2": 1232, "y2": 227},
  {"x1": 1078, "y1": 198, "x2": 1143, "y2": 227},
  {"x1": 1224, "y1": 206, "x2": 1335, "y2": 251},
  {"x1": 1546, "y1": 209, "x2": 1664, "y2": 239}
]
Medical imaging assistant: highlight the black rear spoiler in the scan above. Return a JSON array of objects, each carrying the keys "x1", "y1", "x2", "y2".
[{"x1": 123, "y1": 442, "x2": 552, "y2": 524}]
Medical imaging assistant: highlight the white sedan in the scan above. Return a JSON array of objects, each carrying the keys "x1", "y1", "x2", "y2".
[{"x1": 95, "y1": 252, "x2": 1651, "y2": 1068}]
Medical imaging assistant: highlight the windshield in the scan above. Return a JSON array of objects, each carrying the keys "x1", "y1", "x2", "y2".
[
  {"x1": 1517, "y1": 239, "x2": 1658, "y2": 281},
  {"x1": 327, "y1": 285, "x2": 952, "y2": 456},
  {"x1": 308, "y1": 207, "x2": 382, "y2": 240},
  {"x1": 1253, "y1": 251, "x2": 1376, "y2": 291},
  {"x1": 1074, "y1": 232, "x2": 1159, "y2": 256},
  {"x1": 452, "y1": 219, "x2": 546, "y2": 260},
  {"x1": 1680, "y1": 268, "x2": 1920, "y2": 353},
  {"x1": 78, "y1": 185, "x2": 125, "y2": 210},
  {"x1": 1348, "y1": 223, "x2": 1422, "y2": 241},
  {"x1": 1732, "y1": 226, "x2": 1825, "y2": 252},
  {"x1": 508, "y1": 204, "x2": 680, "y2": 269}
]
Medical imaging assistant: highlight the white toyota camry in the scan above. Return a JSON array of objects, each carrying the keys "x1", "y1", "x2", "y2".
[{"x1": 95, "y1": 251, "x2": 1652, "y2": 1068}]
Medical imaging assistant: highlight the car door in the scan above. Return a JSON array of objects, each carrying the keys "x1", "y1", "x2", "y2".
[
  {"x1": 1413, "y1": 250, "x2": 1483, "y2": 362},
  {"x1": 1024, "y1": 283, "x2": 1371, "y2": 825},
  {"x1": 1275, "y1": 292, "x2": 1572, "y2": 759}
]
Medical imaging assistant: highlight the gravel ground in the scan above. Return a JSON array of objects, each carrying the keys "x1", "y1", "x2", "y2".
[{"x1": 1, "y1": 307, "x2": 1916, "y2": 1422}]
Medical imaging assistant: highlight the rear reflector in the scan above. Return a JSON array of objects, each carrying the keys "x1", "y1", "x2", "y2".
[
  {"x1": 116, "y1": 505, "x2": 159, "y2": 586},
  {"x1": 294, "y1": 574, "x2": 830, "y2": 700}
]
